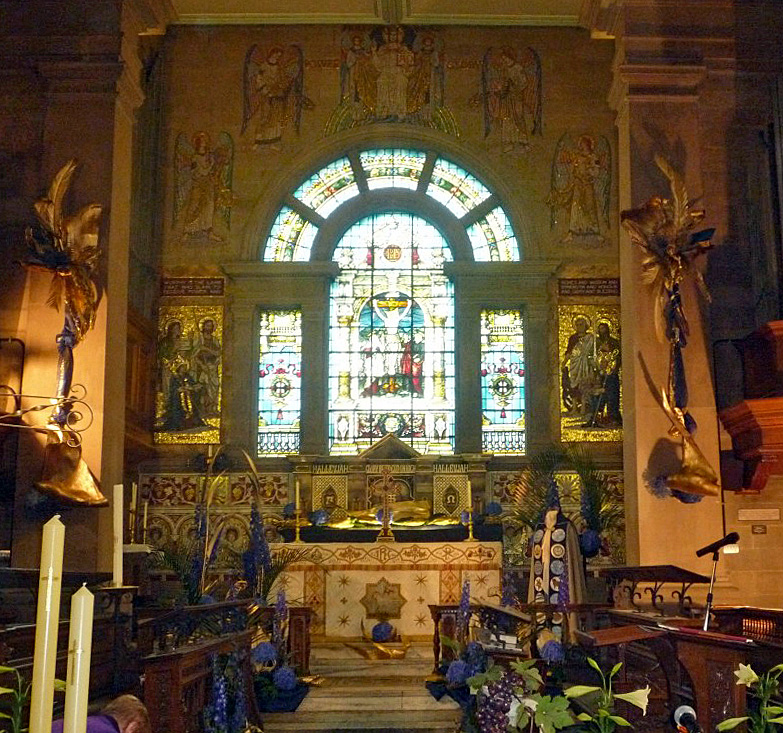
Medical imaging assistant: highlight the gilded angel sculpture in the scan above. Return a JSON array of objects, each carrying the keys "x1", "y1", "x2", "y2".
[{"x1": 23, "y1": 159, "x2": 108, "y2": 506}]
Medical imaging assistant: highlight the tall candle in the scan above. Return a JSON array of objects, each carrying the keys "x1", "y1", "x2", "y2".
[
  {"x1": 29, "y1": 515, "x2": 65, "y2": 733},
  {"x1": 63, "y1": 584, "x2": 94, "y2": 733},
  {"x1": 112, "y1": 483, "x2": 123, "y2": 587},
  {"x1": 467, "y1": 480, "x2": 473, "y2": 515},
  {"x1": 295, "y1": 480, "x2": 300, "y2": 517}
]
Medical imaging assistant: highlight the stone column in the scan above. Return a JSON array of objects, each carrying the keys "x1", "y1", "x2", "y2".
[{"x1": 606, "y1": 2, "x2": 726, "y2": 570}]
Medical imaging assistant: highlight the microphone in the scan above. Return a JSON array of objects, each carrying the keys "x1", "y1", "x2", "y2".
[
  {"x1": 673, "y1": 705, "x2": 700, "y2": 733},
  {"x1": 695, "y1": 532, "x2": 739, "y2": 558}
]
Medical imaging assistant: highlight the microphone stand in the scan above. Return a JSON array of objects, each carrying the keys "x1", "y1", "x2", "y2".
[{"x1": 702, "y1": 550, "x2": 720, "y2": 632}]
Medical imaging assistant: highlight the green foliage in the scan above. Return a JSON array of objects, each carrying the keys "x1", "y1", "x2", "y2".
[
  {"x1": 0, "y1": 666, "x2": 65, "y2": 733},
  {"x1": 258, "y1": 547, "x2": 314, "y2": 606},
  {"x1": 506, "y1": 446, "x2": 565, "y2": 532},
  {"x1": 564, "y1": 657, "x2": 649, "y2": 733},
  {"x1": 717, "y1": 663, "x2": 783, "y2": 733},
  {"x1": 565, "y1": 446, "x2": 623, "y2": 535},
  {"x1": 148, "y1": 541, "x2": 204, "y2": 605}
]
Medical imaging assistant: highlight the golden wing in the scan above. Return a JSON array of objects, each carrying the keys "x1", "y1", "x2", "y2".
[{"x1": 34, "y1": 159, "x2": 78, "y2": 241}]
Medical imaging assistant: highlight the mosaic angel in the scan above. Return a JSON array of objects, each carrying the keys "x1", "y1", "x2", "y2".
[
  {"x1": 473, "y1": 47, "x2": 542, "y2": 153},
  {"x1": 242, "y1": 44, "x2": 312, "y2": 148},
  {"x1": 174, "y1": 131, "x2": 233, "y2": 244},
  {"x1": 548, "y1": 133, "x2": 611, "y2": 245}
]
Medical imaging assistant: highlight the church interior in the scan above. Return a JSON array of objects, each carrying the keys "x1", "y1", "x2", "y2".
[{"x1": 2, "y1": 1, "x2": 783, "y2": 731}]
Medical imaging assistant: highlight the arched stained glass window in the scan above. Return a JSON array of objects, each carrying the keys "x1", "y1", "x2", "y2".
[
  {"x1": 262, "y1": 148, "x2": 519, "y2": 263},
  {"x1": 328, "y1": 212, "x2": 455, "y2": 455}
]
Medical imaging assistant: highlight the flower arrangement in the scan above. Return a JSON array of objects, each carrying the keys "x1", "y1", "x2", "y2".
[
  {"x1": 717, "y1": 663, "x2": 783, "y2": 733},
  {"x1": 204, "y1": 652, "x2": 248, "y2": 733}
]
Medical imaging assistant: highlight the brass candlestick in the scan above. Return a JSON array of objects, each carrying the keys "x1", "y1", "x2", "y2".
[{"x1": 377, "y1": 490, "x2": 395, "y2": 542}]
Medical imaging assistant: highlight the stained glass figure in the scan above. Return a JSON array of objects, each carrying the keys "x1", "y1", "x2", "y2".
[
  {"x1": 360, "y1": 149, "x2": 427, "y2": 190},
  {"x1": 328, "y1": 212, "x2": 455, "y2": 455},
  {"x1": 258, "y1": 310, "x2": 302, "y2": 455},
  {"x1": 481, "y1": 310, "x2": 526, "y2": 454}
]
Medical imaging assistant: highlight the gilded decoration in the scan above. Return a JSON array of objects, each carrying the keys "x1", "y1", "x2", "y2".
[
  {"x1": 432, "y1": 471, "x2": 469, "y2": 516},
  {"x1": 470, "y1": 46, "x2": 542, "y2": 154},
  {"x1": 242, "y1": 44, "x2": 312, "y2": 149},
  {"x1": 360, "y1": 577, "x2": 406, "y2": 620},
  {"x1": 325, "y1": 26, "x2": 458, "y2": 136},
  {"x1": 548, "y1": 133, "x2": 611, "y2": 247},
  {"x1": 155, "y1": 305, "x2": 223, "y2": 444},
  {"x1": 174, "y1": 132, "x2": 233, "y2": 245},
  {"x1": 558, "y1": 304, "x2": 622, "y2": 443},
  {"x1": 313, "y1": 473, "x2": 349, "y2": 511}
]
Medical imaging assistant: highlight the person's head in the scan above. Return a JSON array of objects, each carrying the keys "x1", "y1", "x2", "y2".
[
  {"x1": 102, "y1": 695, "x2": 150, "y2": 733},
  {"x1": 597, "y1": 321, "x2": 610, "y2": 338},
  {"x1": 201, "y1": 318, "x2": 215, "y2": 335},
  {"x1": 574, "y1": 316, "x2": 589, "y2": 334}
]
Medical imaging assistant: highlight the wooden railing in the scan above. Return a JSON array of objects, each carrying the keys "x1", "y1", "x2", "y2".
[{"x1": 712, "y1": 606, "x2": 783, "y2": 648}]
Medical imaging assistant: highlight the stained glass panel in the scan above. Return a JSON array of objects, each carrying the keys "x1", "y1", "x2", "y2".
[
  {"x1": 329, "y1": 212, "x2": 455, "y2": 455},
  {"x1": 481, "y1": 309, "x2": 526, "y2": 454},
  {"x1": 426, "y1": 157, "x2": 492, "y2": 216},
  {"x1": 360, "y1": 149, "x2": 427, "y2": 190},
  {"x1": 258, "y1": 310, "x2": 302, "y2": 455},
  {"x1": 263, "y1": 207, "x2": 317, "y2": 262},
  {"x1": 467, "y1": 207, "x2": 519, "y2": 261},
  {"x1": 292, "y1": 156, "x2": 359, "y2": 217}
]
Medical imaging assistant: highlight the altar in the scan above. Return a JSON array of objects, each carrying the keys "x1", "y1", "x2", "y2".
[{"x1": 280, "y1": 540, "x2": 502, "y2": 638}]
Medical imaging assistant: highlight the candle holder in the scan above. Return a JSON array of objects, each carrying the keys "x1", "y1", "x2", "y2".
[{"x1": 465, "y1": 511, "x2": 478, "y2": 542}]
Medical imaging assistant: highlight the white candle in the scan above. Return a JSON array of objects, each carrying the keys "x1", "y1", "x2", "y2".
[
  {"x1": 29, "y1": 515, "x2": 65, "y2": 733},
  {"x1": 130, "y1": 482, "x2": 138, "y2": 541},
  {"x1": 295, "y1": 479, "x2": 300, "y2": 517},
  {"x1": 467, "y1": 480, "x2": 473, "y2": 516},
  {"x1": 63, "y1": 584, "x2": 94, "y2": 733},
  {"x1": 112, "y1": 483, "x2": 123, "y2": 587}
]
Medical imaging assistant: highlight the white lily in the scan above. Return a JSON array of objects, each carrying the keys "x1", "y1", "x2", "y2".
[
  {"x1": 734, "y1": 663, "x2": 759, "y2": 686},
  {"x1": 614, "y1": 685, "x2": 651, "y2": 715}
]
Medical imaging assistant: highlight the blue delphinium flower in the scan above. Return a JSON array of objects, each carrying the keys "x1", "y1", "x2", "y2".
[
  {"x1": 212, "y1": 670, "x2": 228, "y2": 731},
  {"x1": 273, "y1": 665, "x2": 297, "y2": 692},
  {"x1": 230, "y1": 668, "x2": 247, "y2": 733},
  {"x1": 557, "y1": 556, "x2": 569, "y2": 608},
  {"x1": 273, "y1": 590, "x2": 287, "y2": 648},
  {"x1": 456, "y1": 579, "x2": 471, "y2": 641},
  {"x1": 540, "y1": 640, "x2": 565, "y2": 664},
  {"x1": 446, "y1": 659, "x2": 470, "y2": 686}
]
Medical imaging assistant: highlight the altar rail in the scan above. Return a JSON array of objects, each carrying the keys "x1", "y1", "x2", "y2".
[
  {"x1": 142, "y1": 629, "x2": 260, "y2": 733},
  {"x1": 138, "y1": 600, "x2": 312, "y2": 674}
]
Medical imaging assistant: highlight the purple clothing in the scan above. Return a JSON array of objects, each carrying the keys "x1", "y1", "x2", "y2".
[{"x1": 52, "y1": 714, "x2": 120, "y2": 733}]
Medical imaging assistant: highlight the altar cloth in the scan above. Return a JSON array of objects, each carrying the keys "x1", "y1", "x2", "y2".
[{"x1": 280, "y1": 540, "x2": 502, "y2": 638}]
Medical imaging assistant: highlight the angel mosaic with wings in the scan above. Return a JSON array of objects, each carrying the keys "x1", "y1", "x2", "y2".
[
  {"x1": 242, "y1": 44, "x2": 312, "y2": 149},
  {"x1": 473, "y1": 46, "x2": 542, "y2": 153},
  {"x1": 174, "y1": 131, "x2": 233, "y2": 244},
  {"x1": 548, "y1": 133, "x2": 611, "y2": 245}
]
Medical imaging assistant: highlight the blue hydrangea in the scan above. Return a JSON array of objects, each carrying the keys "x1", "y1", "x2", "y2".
[
  {"x1": 282, "y1": 502, "x2": 296, "y2": 518},
  {"x1": 465, "y1": 641, "x2": 485, "y2": 668},
  {"x1": 446, "y1": 659, "x2": 470, "y2": 686},
  {"x1": 485, "y1": 501, "x2": 503, "y2": 516},
  {"x1": 198, "y1": 594, "x2": 216, "y2": 605},
  {"x1": 579, "y1": 529, "x2": 601, "y2": 558},
  {"x1": 371, "y1": 620, "x2": 393, "y2": 643},
  {"x1": 309, "y1": 509, "x2": 328, "y2": 526},
  {"x1": 252, "y1": 641, "x2": 278, "y2": 665},
  {"x1": 273, "y1": 666, "x2": 298, "y2": 692},
  {"x1": 540, "y1": 640, "x2": 565, "y2": 664}
]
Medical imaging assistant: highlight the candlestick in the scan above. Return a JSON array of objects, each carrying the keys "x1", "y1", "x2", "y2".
[
  {"x1": 112, "y1": 483, "x2": 123, "y2": 587},
  {"x1": 129, "y1": 482, "x2": 138, "y2": 543},
  {"x1": 29, "y1": 514, "x2": 65, "y2": 733},
  {"x1": 294, "y1": 479, "x2": 301, "y2": 543},
  {"x1": 142, "y1": 500, "x2": 149, "y2": 544},
  {"x1": 466, "y1": 480, "x2": 477, "y2": 542},
  {"x1": 63, "y1": 584, "x2": 94, "y2": 733}
]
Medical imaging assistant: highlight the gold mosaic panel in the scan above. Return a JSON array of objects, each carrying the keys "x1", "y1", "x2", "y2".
[
  {"x1": 433, "y1": 472, "x2": 470, "y2": 516},
  {"x1": 313, "y1": 474, "x2": 348, "y2": 511},
  {"x1": 557, "y1": 304, "x2": 622, "y2": 443},
  {"x1": 155, "y1": 304, "x2": 223, "y2": 444}
]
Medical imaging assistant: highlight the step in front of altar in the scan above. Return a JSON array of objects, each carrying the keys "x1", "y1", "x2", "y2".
[{"x1": 261, "y1": 642, "x2": 461, "y2": 733}]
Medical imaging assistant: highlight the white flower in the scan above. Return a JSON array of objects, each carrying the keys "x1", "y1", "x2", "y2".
[
  {"x1": 614, "y1": 686, "x2": 651, "y2": 715},
  {"x1": 734, "y1": 664, "x2": 759, "y2": 687}
]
